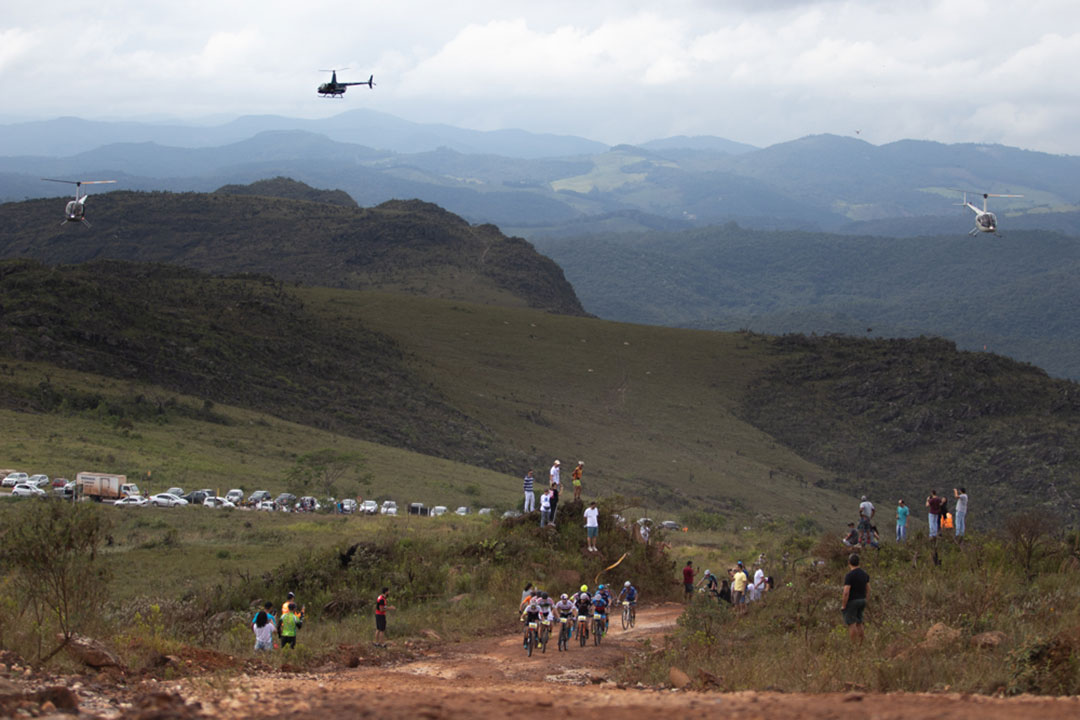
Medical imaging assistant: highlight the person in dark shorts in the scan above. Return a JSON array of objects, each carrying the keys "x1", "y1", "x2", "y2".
[
  {"x1": 682, "y1": 561, "x2": 695, "y2": 601},
  {"x1": 374, "y1": 587, "x2": 395, "y2": 647},
  {"x1": 841, "y1": 553, "x2": 870, "y2": 644}
]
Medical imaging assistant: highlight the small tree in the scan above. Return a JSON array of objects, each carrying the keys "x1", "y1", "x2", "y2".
[
  {"x1": 286, "y1": 448, "x2": 367, "y2": 498},
  {"x1": 1, "y1": 502, "x2": 111, "y2": 663}
]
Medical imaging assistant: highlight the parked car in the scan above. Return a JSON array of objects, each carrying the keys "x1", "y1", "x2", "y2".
[
  {"x1": 3, "y1": 472, "x2": 29, "y2": 487},
  {"x1": 54, "y1": 481, "x2": 76, "y2": 498},
  {"x1": 150, "y1": 493, "x2": 188, "y2": 507},
  {"x1": 247, "y1": 490, "x2": 271, "y2": 505},
  {"x1": 380, "y1": 500, "x2": 398, "y2": 516},
  {"x1": 430, "y1": 505, "x2": 448, "y2": 517},
  {"x1": 52, "y1": 477, "x2": 70, "y2": 488},
  {"x1": 27, "y1": 474, "x2": 50, "y2": 488},
  {"x1": 203, "y1": 496, "x2": 236, "y2": 509},
  {"x1": 660, "y1": 520, "x2": 683, "y2": 531},
  {"x1": 255, "y1": 500, "x2": 276, "y2": 511},
  {"x1": 340, "y1": 499, "x2": 357, "y2": 514},
  {"x1": 455, "y1": 506, "x2": 469, "y2": 516},
  {"x1": 296, "y1": 496, "x2": 320, "y2": 512},
  {"x1": 113, "y1": 495, "x2": 148, "y2": 507},
  {"x1": 274, "y1": 493, "x2": 297, "y2": 509},
  {"x1": 11, "y1": 483, "x2": 46, "y2": 497},
  {"x1": 478, "y1": 507, "x2": 493, "y2": 515},
  {"x1": 408, "y1": 502, "x2": 428, "y2": 516},
  {"x1": 502, "y1": 510, "x2": 522, "y2": 519},
  {"x1": 225, "y1": 489, "x2": 244, "y2": 505},
  {"x1": 359, "y1": 500, "x2": 379, "y2": 515},
  {"x1": 166, "y1": 487, "x2": 185, "y2": 497},
  {"x1": 183, "y1": 490, "x2": 211, "y2": 505}
]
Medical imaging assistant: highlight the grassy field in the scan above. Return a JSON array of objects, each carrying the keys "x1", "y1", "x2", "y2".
[{"x1": 301, "y1": 287, "x2": 853, "y2": 524}]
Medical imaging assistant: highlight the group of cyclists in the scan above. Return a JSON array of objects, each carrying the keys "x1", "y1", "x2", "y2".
[{"x1": 518, "y1": 581, "x2": 638, "y2": 655}]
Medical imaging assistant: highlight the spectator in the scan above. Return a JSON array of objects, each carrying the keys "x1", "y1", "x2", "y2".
[
  {"x1": 841, "y1": 553, "x2": 870, "y2": 644},
  {"x1": 954, "y1": 487, "x2": 969, "y2": 541},
  {"x1": 540, "y1": 488, "x2": 553, "y2": 527},
  {"x1": 572, "y1": 461, "x2": 584, "y2": 502},
  {"x1": 842, "y1": 522, "x2": 860, "y2": 547},
  {"x1": 750, "y1": 563, "x2": 766, "y2": 602},
  {"x1": 279, "y1": 602, "x2": 301, "y2": 649},
  {"x1": 584, "y1": 501, "x2": 600, "y2": 552},
  {"x1": 731, "y1": 562, "x2": 749, "y2": 613},
  {"x1": 521, "y1": 583, "x2": 534, "y2": 604},
  {"x1": 522, "y1": 470, "x2": 536, "y2": 513},
  {"x1": 858, "y1": 495, "x2": 875, "y2": 546},
  {"x1": 374, "y1": 587, "x2": 395, "y2": 647},
  {"x1": 896, "y1": 499, "x2": 909, "y2": 542},
  {"x1": 926, "y1": 490, "x2": 944, "y2": 539},
  {"x1": 682, "y1": 561, "x2": 695, "y2": 602},
  {"x1": 252, "y1": 609, "x2": 275, "y2": 651},
  {"x1": 549, "y1": 460, "x2": 561, "y2": 522}
]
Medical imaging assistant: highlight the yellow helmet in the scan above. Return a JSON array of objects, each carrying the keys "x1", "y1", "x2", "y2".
[{"x1": 580, "y1": 584, "x2": 588, "y2": 592}]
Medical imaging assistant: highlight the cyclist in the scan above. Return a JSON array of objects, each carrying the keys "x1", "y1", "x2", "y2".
[
  {"x1": 617, "y1": 580, "x2": 638, "y2": 606},
  {"x1": 591, "y1": 589, "x2": 609, "y2": 636},
  {"x1": 537, "y1": 591, "x2": 555, "y2": 620},
  {"x1": 574, "y1": 585, "x2": 593, "y2": 640},
  {"x1": 554, "y1": 592, "x2": 577, "y2": 642},
  {"x1": 597, "y1": 584, "x2": 614, "y2": 634},
  {"x1": 521, "y1": 597, "x2": 542, "y2": 650}
]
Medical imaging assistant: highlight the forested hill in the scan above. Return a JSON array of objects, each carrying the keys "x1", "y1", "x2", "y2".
[{"x1": 0, "y1": 182, "x2": 586, "y2": 316}]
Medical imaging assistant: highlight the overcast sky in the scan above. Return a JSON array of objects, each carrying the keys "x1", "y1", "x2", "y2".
[{"x1": 3, "y1": 0, "x2": 1080, "y2": 154}]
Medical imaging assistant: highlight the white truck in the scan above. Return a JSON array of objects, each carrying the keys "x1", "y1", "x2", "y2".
[{"x1": 76, "y1": 472, "x2": 140, "y2": 501}]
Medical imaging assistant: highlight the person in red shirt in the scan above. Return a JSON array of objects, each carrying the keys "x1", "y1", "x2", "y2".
[
  {"x1": 682, "y1": 561, "x2": 695, "y2": 602},
  {"x1": 374, "y1": 587, "x2": 395, "y2": 647}
]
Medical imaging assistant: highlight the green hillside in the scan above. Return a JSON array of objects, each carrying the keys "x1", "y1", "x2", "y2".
[{"x1": 0, "y1": 186, "x2": 585, "y2": 316}]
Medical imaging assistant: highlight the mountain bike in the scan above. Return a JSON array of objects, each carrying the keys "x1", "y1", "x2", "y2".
[
  {"x1": 621, "y1": 600, "x2": 636, "y2": 629},
  {"x1": 558, "y1": 616, "x2": 572, "y2": 651},
  {"x1": 525, "y1": 621, "x2": 539, "y2": 657},
  {"x1": 578, "y1": 613, "x2": 590, "y2": 647},
  {"x1": 593, "y1": 613, "x2": 604, "y2": 646},
  {"x1": 539, "y1": 618, "x2": 552, "y2": 653}
]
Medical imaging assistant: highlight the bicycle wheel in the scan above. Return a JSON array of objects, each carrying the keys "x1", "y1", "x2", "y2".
[
  {"x1": 594, "y1": 619, "x2": 602, "y2": 645},
  {"x1": 621, "y1": 604, "x2": 629, "y2": 630},
  {"x1": 579, "y1": 622, "x2": 587, "y2": 647},
  {"x1": 541, "y1": 626, "x2": 548, "y2": 653},
  {"x1": 630, "y1": 605, "x2": 636, "y2": 628}
]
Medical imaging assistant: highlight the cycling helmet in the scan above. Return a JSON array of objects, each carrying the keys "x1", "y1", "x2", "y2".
[
  {"x1": 598, "y1": 584, "x2": 605, "y2": 590},
  {"x1": 580, "y1": 584, "x2": 588, "y2": 592},
  {"x1": 624, "y1": 580, "x2": 631, "y2": 587},
  {"x1": 560, "y1": 593, "x2": 568, "y2": 600},
  {"x1": 541, "y1": 592, "x2": 549, "y2": 599}
]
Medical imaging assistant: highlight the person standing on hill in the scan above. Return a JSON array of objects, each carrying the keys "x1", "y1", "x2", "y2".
[
  {"x1": 731, "y1": 562, "x2": 749, "y2": 613},
  {"x1": 954, "y1": 487, "x2": 968, "y2": 541},
  {"x1": 279, "y1": 603, "x2": 302, "y2": 649},
  {"x1": 926, "y1": 490, "x2": 944, "y2": 539},
  {"x1": 572, "y1": 461, "x2": 584, "y2": 501},
  {"x1": 682, "y1": 561, "x2": 695, "y2": 602},
  {"x1": 858, "y1": 495, "x2": 875, "y2": 546},
  {"x1": 549, "y1": 460, "x2": 561, "y2": 522},
  {"x1": 584, "y1": 500, "x2": 600, "y2": 552},
  {"x1": 896, "y1": 499, "x2": 910, "y2": 542},
  {"x1": 374, "y1": 587, "x2": 395, "y2": 647},
  {"x1": 540, "y1": 488, "x2": 553, "y2": 528},
  {"x1": 841, "y1": 553, "x2": 870, "y2": 644},
  {"x1": 523, "y1": 470, "x2": 536, "y2": 513}
]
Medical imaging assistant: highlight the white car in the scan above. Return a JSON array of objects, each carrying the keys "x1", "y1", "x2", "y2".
[
  {"x1": 114, "y1": 495, "x2": 148, "y2": 507},
  {"x1": 478, "y1": 508, "x2": 493, "y2": 515},
  {"x1": 359, "y1": 500, "x2": 378, "y2": 515},
  {"x1": 150, "y1": 493, "x2": 188, "y2": 507},
  {"x1": 225, "y1": 489, "x2": 244, "y2": 504},
  {"x1": 380, "y1": 501, "x2": 398, "y2": 516},
  {"x1": 27, "y1": 474, "x2": 50, "y2": 488},
  {"x1": 340, "y1": 499, "x2": 357, "y2": 513},
  {"x1": 203, "y1": 496, "x2": 236, "y2": 509},
  {"x1": 455, "y1": 506, "x2": 469, "y2": 516},
  {"x1": 3, "y1": 472, "x2": 29, "y2": 488},
  {"x1": 430, "y1": 505, "x2": 448, "y2": 517},
  {"x1": 255, "y1": 500, "x2": 276, "y2": 511},
  {"x1": 11, "y1": 483, "x2": 46, "y2": 497}
]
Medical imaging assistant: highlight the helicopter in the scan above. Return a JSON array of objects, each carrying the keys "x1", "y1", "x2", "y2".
[
  {"x1": 317, "y1": 69, "x2": 374, "y2": 98},
  {"x1": 957, "y1": 191, "x2": 1023, "y2": 236},
  {"x1": 41, "y1": 178, "x2": 117, "y2": 228}
]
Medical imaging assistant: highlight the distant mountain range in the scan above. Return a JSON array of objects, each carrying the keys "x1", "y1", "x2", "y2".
[{"x1": 3, "y1": 112, "x2": 1078, "y2": 236}]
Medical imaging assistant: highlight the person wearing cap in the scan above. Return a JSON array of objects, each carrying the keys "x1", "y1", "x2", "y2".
[
  {"x1": 572, "y1": 461, "x2": 584, "y2": 501},
  {"x1": 731, "y1": 562, "x2": 749, "y2": 613},
  {"x1": 697, "y1": 568, "x2": 719, "y2": 598},
  {"x1": 549, "y1": 460, "x2": 561, "y2": 522},
  {"x1": 281, "y1": 592, "x2": 304, "y2": 620}
]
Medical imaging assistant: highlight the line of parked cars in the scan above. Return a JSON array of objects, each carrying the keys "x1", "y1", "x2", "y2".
[{"x1": 2, "y1": 470, "x2": 74, "y2": 499}]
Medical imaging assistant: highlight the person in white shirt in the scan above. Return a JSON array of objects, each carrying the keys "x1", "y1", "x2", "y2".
[
  {"x1": 540, "y1": 489, "x2": 553, "y2": 527},
  {"x1": 953, "y1": 487, "x2": 969, "y2": 540},
  {"x1": 584, "y1": 500, "x2": 600, "y2": 552},
  {"x1": 750, "y1": 566, "x2": 766, "y2": 602}
]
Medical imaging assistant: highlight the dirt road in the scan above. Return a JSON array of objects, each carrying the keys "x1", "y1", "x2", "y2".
[{"x1": 152, "y1": 602, "x2": 1078, "y2": 720}]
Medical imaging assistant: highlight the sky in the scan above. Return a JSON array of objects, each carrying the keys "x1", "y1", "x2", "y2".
[{"x1": 3, "y1": 0, "x2": 1080, "y2": 154}]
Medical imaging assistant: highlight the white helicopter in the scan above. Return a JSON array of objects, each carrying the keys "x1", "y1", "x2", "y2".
[
  {"x1": 957, "y1": 191, "x2": 1023, "y2": 236},
  {"x1": 42, "y1": 178, "x2": 117, "y2": 228}
]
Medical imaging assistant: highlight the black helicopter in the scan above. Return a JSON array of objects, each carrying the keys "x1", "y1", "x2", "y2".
[
  {"x1": 42, "y1": 178, "x2": 116, "y2": 228},
  {"x1": 317, "y1": 69, "x2": 374, "y2": 98}
]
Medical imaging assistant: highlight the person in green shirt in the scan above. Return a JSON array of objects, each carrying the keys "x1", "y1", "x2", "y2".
[
  {"x1": 896, "y1": 499, "x2": 910, "y2": 542},
  {"x1": 279, "y1": 602, "x2": 302, "y2": 649}
]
